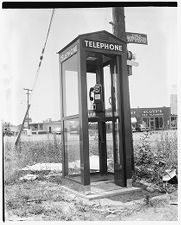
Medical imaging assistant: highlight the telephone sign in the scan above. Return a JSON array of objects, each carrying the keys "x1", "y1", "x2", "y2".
[{"x1": 84, "y1": 39, "x2": 123, "y2": 52}]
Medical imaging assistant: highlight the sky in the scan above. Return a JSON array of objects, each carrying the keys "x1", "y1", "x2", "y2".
[{"x1": 1, "y1": 7, "x2": 178, "y2": 125}]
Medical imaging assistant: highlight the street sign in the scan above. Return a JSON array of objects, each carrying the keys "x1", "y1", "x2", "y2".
[
  {"x1": 127, "y1": 60, "x2": 139, "y2": 67},
  {"x1": 126, "y1": 32, "x2": 148, "y2": 45}
]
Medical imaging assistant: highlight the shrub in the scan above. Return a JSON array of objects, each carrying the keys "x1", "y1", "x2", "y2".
[
  {"x1": 134, "y1": 132, "x2": 155, "y2": 166},
  {"x1": 156, "y1": 131, "x2": 177, "y2": 169},
  {"x1": 133, "y1": 130, "x2": 178, "y2": 188}
]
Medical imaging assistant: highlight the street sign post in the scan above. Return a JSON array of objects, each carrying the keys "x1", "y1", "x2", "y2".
[{"x1": 126, "y1": 32, "x2": 148, "y2": 45}]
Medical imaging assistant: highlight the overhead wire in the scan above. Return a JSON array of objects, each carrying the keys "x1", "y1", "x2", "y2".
[
  {"x1": 30, "y1": 8, "x2": 55, "y2": 101},
  {"x1": 15, "y1": 8, "x2": 55, "y2": 145}
]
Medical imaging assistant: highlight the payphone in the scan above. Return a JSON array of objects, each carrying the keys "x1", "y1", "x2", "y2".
[{"x1": 89, "y1": 84, "x2": 104, "y2": 113}]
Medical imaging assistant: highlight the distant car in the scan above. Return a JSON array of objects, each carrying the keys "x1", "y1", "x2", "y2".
[
  {"x1": 136, "y1": 124, "x2": 149, "y2": 132},
  {"x1": 54, "y1": 128, "x2": 61, "y2": 135}
]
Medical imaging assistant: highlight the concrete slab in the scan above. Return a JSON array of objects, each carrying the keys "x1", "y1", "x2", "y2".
[{"x1": 62, "y1": 180, "x2": 141, "y2": 200}]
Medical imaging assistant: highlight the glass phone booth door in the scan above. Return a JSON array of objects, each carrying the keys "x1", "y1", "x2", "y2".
[{"x1": 86, "y1": 51, "x2": 126, "y2": 186}]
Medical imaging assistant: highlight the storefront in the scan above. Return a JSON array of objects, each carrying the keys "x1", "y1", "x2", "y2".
[{"x1": 131, "y1": 107, "x2": 172, "y2": 130}]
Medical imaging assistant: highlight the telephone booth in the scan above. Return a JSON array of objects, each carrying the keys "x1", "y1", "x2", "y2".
[{"x1": 58, "y1": 30, "x2": 133, "y2": 186}]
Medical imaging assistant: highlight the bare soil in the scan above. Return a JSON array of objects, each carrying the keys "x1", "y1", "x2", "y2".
[{"x1": 4, "y1": 174, "x2": 178, "y2": 221}]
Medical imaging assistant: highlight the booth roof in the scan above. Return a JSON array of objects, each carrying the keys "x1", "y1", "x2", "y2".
[{"x1": 56, "y1": 30, "x2": 126, "y2": 54}]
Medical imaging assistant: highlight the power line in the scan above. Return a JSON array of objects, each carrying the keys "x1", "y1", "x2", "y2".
[
  {"x1": 15, "y1": 9, "x2": 55, "y2": 145},
  {"x1": 30, "y1": 8, "x2": 55, "y2": 100}
]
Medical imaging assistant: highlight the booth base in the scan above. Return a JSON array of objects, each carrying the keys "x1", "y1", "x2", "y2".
[{"x1": 61, "y1": 177, "x2": 141, "y2": 200}]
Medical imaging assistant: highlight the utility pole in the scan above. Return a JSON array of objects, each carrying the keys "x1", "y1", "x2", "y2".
[
  {"x1": 112, "y1": 7, "x2": 127, "y2": 42},
  {"x1": 23, "y1": 88, "x2": 32, "y2": 129},
  {"x1": 112, "y1": 7, "x2": 134, "y2": 186}
]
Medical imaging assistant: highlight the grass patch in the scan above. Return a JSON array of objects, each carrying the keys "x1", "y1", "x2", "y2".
[
  {"x1": 4, "y1": 130, "x2": 177, "y2": 189},
  {"x1": 4, "y1": 136, "x2": 62, "y2": 184}
]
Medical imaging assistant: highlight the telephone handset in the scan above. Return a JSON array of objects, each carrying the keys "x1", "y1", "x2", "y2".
[
  {"x1": 89, "y1": 84, "x2": 104, "y2": 112},
  {"x1": 89, "y1": 87, "x2": 94, "y2": 102}
]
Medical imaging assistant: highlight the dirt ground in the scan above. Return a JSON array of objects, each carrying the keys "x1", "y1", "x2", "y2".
[
  {"x1": 4, "y1": 174, "x2": 178, "y2": 221},
  {"x1": 4, "y1": 130, "x2": 178, "y2": 221}
]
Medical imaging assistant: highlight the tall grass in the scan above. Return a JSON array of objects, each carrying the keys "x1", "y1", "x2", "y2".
[
  {"x1": 16, "y1": 139, "x2": 62, "y2": 168},
  {"x1": 4, "y1": 142, "x2": 20, "y2": 184},
  {"x1": 156, "y1": 131, "x2": 177, "y2": 169},
  {"x1": 4, "y1": 130, "x2": 177, "y2": 186},
  {"x1": 4, "y1": 135, "x2": 62, "y2": 184}
]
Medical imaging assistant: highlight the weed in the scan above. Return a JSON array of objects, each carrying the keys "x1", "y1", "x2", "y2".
[
  {"x1": 134, "y1": 132, "x2": 155, "y2": 166},
  {"x1": 156, "y1": 131, "x2": 177, "y2": 169},
  {"x1": 4, "y1": 136, "x2": 62, "y2": 184},
  {"x1": 134, "y1": 130, "x2": 177, "y2": 191}
]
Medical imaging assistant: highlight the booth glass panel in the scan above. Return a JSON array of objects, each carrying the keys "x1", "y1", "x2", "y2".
[
  {"x1": 106, "y1": 121, "x2": 114, "y2": 173},
  {"x1": 104, "y1": 66, "x2": 112, "y2": 117},
  {"x1": 112, "y1": 69, "x2": 119, "y2": 117},
  {"x1": 87, "y1": 72, "x2": 96, "y2": 117},
  {"x1": 106, "y1": 119, "x2": 120, "y2": 167},
  {"x1": 114, "y1": 119, "x2": 120, "y2": 164},
  {"x1": 64, "y1": 119, "x2": 81, "y2": 182},
  {"x1": 62, "y1": 54, "x2": 79, "y2": 117},
  {"x1": 88, "y1": 122, "x2": 99, "y2": 173}
]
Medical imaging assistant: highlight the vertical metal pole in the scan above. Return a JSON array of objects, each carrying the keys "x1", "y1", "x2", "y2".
[
  {"x1": 96, "y1": 66, "x2": 107, "y2": 174},
  {"x1": 59, "y1": 58, "x2": 66, "y2": 177},
  {"x1": 78, "y1": 41, "x2": 90, "y2": 185},
  {"x1": 15, "y1": 104, "x2": 31, "y2": 146},
  {"x1": 2, "y1": 124, "x2": 5, "y2": 221},
  {"x1": 112, "y1": 8, "x2": 127, "y2": 41},
  {"x1": 112, "y1": 7, "x2": 134, "y2": 185},
  {"x1": 27, "y1": 91, "x2": 29, "y2": 129},
  {"x1": 23, "y1": 88, "x2": 32, "y2": 129}
]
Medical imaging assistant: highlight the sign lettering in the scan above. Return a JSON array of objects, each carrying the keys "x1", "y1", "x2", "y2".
[
  {"x1": 126, "y1": 32, "x2": 148, "y2": 45},
  {"x1": 60, "y1": 45, "x2": 78, "y2": 62},
  {"x1": 84, "y1": 40, "x2": 123, "y2": 52}
]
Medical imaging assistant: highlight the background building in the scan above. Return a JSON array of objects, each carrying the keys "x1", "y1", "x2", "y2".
[
  {"x1": 131, "y1": 107, "x2": 173, "y2": 130},
  {"x1": 29, "y1": 119, "x2": 61, "y2": 134}
]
